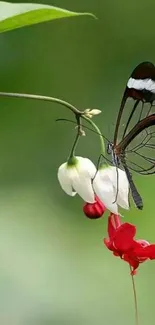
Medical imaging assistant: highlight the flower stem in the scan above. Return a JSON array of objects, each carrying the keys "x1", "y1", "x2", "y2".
[
  {"x1": 69, "y1": 132, "x2": 80, "y2": 159},
  {"x1": 130, "y1": 265, "x2": 139, "y2": 325},
  {"x1": 0, "y1": 91, "x2": 82, "y2": 115},
  {"x1": 68, "y1": 115, "x2": 83, "y2": 160},
  {"x1": 83, "y1": 116, "x2": 105, "y2": 155}
]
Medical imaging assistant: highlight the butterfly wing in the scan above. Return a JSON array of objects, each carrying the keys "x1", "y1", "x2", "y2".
[
  {"x1": 117, "y1": 114, "x2": 155, "y2": 175},
  {"x1": 114, "y1": 61, "x2": 155, "y2": 145}
]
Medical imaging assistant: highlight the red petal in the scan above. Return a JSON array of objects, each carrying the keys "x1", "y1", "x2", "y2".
[
  {"x1": 113, "y1": 251, "x2": 120, "y2": 256},
  {"x1": 123, "y1": 253, "x2": 139, "y2": 271},
  {"x1": 107, "y1": 215, "x2": 116, "y2": 239},
  {"x1": 136, "y1": 239, "x2": 150, "y2": 247},
  {"x1": 113, "y1": 223, "x2": 136, "y2": 252},
  {"x1": 131, "y1": 240, "x2": 149, "y2": 261},
  {"x1": 135, "y1": 244, "x2": 155, "y2": 260},
  {"x1": 108, "y1": 214, "x2": 121, "y2": 239},
  {"x1": 131, "y1": 240, "x2": 144, "y2": 254},
  {"x1": 125, "y1": 241, "x2": 148, "y2": 263},
  {"x1": 113, "y1": 214, "x2": 121, "y2": 228},
  {"x1": 103, "y1": 238, "x2": 114, "y2": 251},
  {"x1": 131, "y1": 269, "x2": 137, "y2": 276}
]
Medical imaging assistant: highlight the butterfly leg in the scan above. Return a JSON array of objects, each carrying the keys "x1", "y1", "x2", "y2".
[
  {"x1": 92, "y1": 153, "x2": 111, "y2": 182},
  {"x1": 113, "y1": 164, "x2": 119, "y2": 203}
]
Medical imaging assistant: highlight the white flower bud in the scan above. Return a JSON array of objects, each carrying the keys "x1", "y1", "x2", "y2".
[
  {"x1": 93, "y1": 165, "x2": 129, "y2": 214},
  {"x1": 84, "y1": 108, "x2": 102, "y2": 118},
  {"x1": 58, "y1": 156, "x2": 96, "y2": 203},
  {"x1": 89, "y1": 109, "x2": 102, "y2": 116}
]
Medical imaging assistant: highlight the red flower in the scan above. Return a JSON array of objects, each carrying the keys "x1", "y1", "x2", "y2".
[
  {"x1": 104, "y1": 213, "x2": 155, "y2": 275},
  {"x1": 83, "y1": 195, "x2": 106, "y2": 219}
]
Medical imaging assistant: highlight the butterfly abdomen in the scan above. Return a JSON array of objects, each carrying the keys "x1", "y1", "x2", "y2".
[{"x1": 123, "y1": 162, "x2": 143, "y2": 210}]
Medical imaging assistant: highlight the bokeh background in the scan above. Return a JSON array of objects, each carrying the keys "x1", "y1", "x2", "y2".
[{"x1": 0, "y1": 0, "x2": 155, "y2": 324}]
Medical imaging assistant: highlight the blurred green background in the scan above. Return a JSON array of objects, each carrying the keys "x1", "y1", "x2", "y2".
[{"x1": 0, "y1": 0, "x2": 155, "y2": 324}]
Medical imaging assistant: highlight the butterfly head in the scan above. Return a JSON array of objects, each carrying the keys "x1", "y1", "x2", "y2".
[
  {"x1": 107, "y1": 142, "x2": 121, "y2": 166},
  {"x1": 107, "y1": 142, "x2": 113, "y2": 154}
]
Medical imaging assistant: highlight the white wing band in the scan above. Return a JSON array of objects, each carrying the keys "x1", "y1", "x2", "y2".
[{"x1": 127, "y1": 77, "x2": 155, "y2": 93}]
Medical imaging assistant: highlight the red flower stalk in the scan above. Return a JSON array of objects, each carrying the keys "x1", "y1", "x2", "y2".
[
  {"x1": 104, "y1": 213, "x2": 155, "y2": 275},
  {"x1": 83, "y1": 195, "x2": 106, "y2": 219}
]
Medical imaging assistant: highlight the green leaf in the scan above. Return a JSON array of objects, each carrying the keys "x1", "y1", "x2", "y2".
[{"x1": 0, "y1": 1, "x2": 96, "y2": 33}]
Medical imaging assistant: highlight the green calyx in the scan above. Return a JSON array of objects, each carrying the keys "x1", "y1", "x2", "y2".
[
  {"x1": 99, "y1": 163, "x2": 110, "y2": 169},
  {"x1": 67, "y1": 156, "x2": 78, "y2": 167}
]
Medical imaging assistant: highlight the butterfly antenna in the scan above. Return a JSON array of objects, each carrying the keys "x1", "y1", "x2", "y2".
[{"x1": 56, "y1": 118, "x2": 110, "y2": 142}]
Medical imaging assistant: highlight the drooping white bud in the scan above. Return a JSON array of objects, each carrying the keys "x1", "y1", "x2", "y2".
[
  {"x1": 93, "y1": 165, "x2": 129, "y2": 214},
  {"x1": 58, "y1": 156, "x2": 96, "y2": 203}
]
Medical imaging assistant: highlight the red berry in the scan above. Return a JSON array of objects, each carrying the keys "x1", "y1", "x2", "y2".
[{"x1": 83, "y1": 196, "x2": 106, "y2": 219}]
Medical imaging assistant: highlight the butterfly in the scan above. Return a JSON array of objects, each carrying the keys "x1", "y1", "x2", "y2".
[{"x1": 107, "y1": 62, "x2": 155, "y2": 210}]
